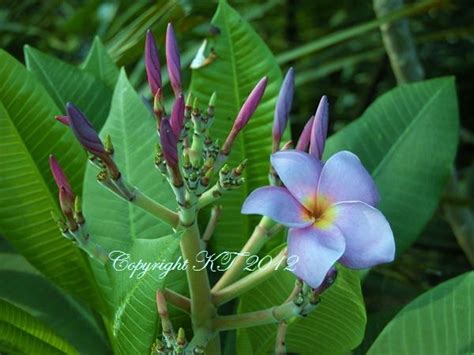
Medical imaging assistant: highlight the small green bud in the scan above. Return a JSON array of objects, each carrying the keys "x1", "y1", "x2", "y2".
[
  {"x1": 208, "y1": 92, "x2": 216, "y2": 107},
  {"x1": 97, "y1": 169, "x2": 108, "y2": 182},
  {"x1": 104, "y1": 134, "x2": 114, "y2": 154}
]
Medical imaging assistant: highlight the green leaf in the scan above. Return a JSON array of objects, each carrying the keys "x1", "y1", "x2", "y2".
[
  {"x1": 111, "y1": 235, "x2": 185, "y2": 354},
  {"x1": 83, "y1": 71, "x2": 188, "y2": 352},
  {"x1": 0, "y1": 299, "x2": 77, "y2": 354},
  {"x1": 189, "y1": 0, "x2": 283, "y2": 253},
  {"x1": 106, "y1": 0, "x2": 186, "y2": 65},
  {"x1": 0, "y1": 50, "x2": 101, "y2": 308},
  {"x1": 81, "y1": 36, "x2": 120, "y2": 91},
  {"x1": 324, "y1": 77, "x2": 459, "y2": 255},
  {"x1": 24, "y1": 45, "x2": 113, "y2": 130},
  {"x1": 368, "y1": 272, "x2": 474, "y2": 354},
  {"x1": 0, "y1": 252, "x2": 110, "y2": 354},
  {"x1": 237, "y1": 266, "x2": 366, "y2": 354}
]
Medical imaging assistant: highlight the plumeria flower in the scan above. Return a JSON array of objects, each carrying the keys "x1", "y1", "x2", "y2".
[{"x1": 242, "y1": 149, "x2": 395, "y2": 288}]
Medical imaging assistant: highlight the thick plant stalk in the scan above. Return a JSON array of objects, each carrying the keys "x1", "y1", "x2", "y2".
[
  {"x1": 212, "y1": 249, "x2": 288, "y2": 306},
  {"x1": 179, "y1": 222, "x2": 216, "y2": 349},
  {"x1": 373, "y1": 0, "x2": 424, "y2": 83}
]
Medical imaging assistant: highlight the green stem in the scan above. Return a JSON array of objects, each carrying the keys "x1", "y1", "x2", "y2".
[
  {"x1": 164, "y1": 288, "x2": 191, "y2": 314},
  {"x1": 132, "y1": 189, "x2": 179, "y2": 228},
  {"x1": 275, "y1": 321, "x2": 289, "y2": 355},
  {"x1": 213, "y1": 301, "x2": 301, "y2": 331},
  {"x1": 197, "y1": 183, "x2": 224, "y2": 209},
  {"x1": 212, "y1": 248, "x2": 287, "y2": 307},
  {"x1": 212, "y1": 217, "x2": 278, "y2": 292},
  {"x1": 180, "y1": 223, "x2": 216, "y2": 349}
]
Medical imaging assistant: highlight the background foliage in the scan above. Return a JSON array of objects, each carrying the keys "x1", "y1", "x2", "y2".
[{"x1": 0, "y1": 0, "x2": 472, "y2": 354}]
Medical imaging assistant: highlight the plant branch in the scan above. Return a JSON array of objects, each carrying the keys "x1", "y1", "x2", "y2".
[
  {"x1": 133, "y1": 189, "x2": 179, "y2": 228},
  {"x1": 164, "y1": 288, "x2": 191, "y2": 314},
  {"x1": 212, "y1": 248, "x2": 288, "y2": 307},
  {"x1": 212, "y1": 217, "x2": 281, "y2": 292},
  {"x1": 213, "y1": 300, "x2": 301, "y2": 331}
]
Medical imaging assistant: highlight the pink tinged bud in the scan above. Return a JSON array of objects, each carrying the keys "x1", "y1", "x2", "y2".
[
  {"x1": 49, "y1": 155, "x2": 73, "y2": 196},
  {"x1": 159, "y1": 119, "x2": 178, "y2": 169},
  {"x1": 166, "y1": 23, "x2": 181, "y2": 97},
  {"x1": 55, "y1": 115, "x2": 70, "y2": 126},
  {"x1": 66, "y1": 103, "x2": 106, "y2": 158},
  {"x1": 49, "y1": 155, "x2": 76, "y2": 229},
  {"x1": 145, "y1": 29, "x2": 162, "y2": 97},
  {"x1": 309, "y1": 96, "x2": 329, "y2": 159},
  {"x1": 272, "y1": 68, "x2": 294, "y2": 147},
  {"x1": 170, "y1": 94, "x2": 185, "y2": 138},
  {"x1": 295, "y1": 115, "x2": 314, "y2": 151},
  {"x1": 222, "y1": 77, "x2": 268, "y2": 154}
]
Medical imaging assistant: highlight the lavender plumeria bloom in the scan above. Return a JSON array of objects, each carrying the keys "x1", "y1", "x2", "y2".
[
  {"x1": 222, "y1": 77, "x2": 268, "y2": 154},
  {"x1": 170, "y1": 94, "x2": 185, "y2": 138},
  {"x1": 272, "y1": 68, "x2": 294, "y2": 150},
  {"x1": 309, "y1": 96, "x2": 329, "y2": 159},
  {"x1": 145, "y1": 29, "x2": 162, "y2": 97},
  {"x1": 166, "y1": 23, "x2": 182, "y2": 97},
  {"x1": 242, "y1": 150, "x2": 395, "y2": 288}
]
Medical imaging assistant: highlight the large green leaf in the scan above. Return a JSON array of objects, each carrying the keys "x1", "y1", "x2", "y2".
[
  {"x1": 0, "y1": 299, "x2": 77, "y2": 354},
  {"x1": 325, "y1": 77, "x2": 459, "y2": 255},
  {"x1": 83, "y1": 71, "x2": 188, "y2": 353},
  {"x1": 237, "y1": 266, "x2": 366, "y2": 354},
  {"x1": 0, "y1": 251, "x2": 110, "y2": 354},
  {"x1": 81, "y1": 37, "x2": 120, "y2": 91},
  {"x1": 189, "y1": 0, "x2": 283, "y2": 253},
  {"x1": 0, "y1": 50, "x2": 101, "y2": 308},
  {"x1": 368, "y1": 272, "x2": 474, "y2": 354},
  {"x1": 24, "y1": 45, "x2": 113, "y2": 129}
]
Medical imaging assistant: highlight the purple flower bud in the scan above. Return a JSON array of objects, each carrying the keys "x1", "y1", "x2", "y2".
[
  {"x1": 66, "y1": 103, "x2": 106, "y2": 157},
  {"x1": 309, "y1": 96, "x2": 329, "y2": 159},
  {"x1": 49, "y1": 155, "x2": 76, "y2": 229},
  {"x1": 159, "y1": 119, "x2": 178, "y2": 169},
  {"x1": 55, "y1": 115, "x2": 70, "y2": 126},
  {"x1": 170, "y1": 94, "x2": 185, "y2": 138},
  {"x1": 145, "y1": 29, "x2": 162, "y2": 97},
  {"x1": 272, "y1": 68, "x2": 294, "y2": 149},
  {"x1": 166, "y1": 23, "x2": 181, "y2": 97},
  {"x1": 295, "y1": 115, "x2": 314, "y2": 151},
  {"x1": 49, "y1": 155, "x2": 73, "y2": 198},
  {"x1": 222, "y1": 77, "x2": 268, "y2": 154}
]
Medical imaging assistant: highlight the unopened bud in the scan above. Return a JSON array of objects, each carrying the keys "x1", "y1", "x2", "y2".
[
  {"x1": 309, "y1": 95, "x2": 329, "y2": 159},
  {"x1": 296, "y1": 115, "x2": 314, "y2": 152},
  {"x1": 166, "y1": 23, "x2": 182, "y2": 97},
  {"x1": 55, "y1": 115, "x2": 70, "y2": 126},
  {"x1": 145, "y1": 29, "x2": 162, "y2": 97}
]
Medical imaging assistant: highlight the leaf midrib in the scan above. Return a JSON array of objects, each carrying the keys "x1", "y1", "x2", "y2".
[
  {"x1": 219, "y1": 1, "x2": 250, "y2": 239},
  {"x1": 372, "y1": 79, "x2": 450, "y2": 178}
]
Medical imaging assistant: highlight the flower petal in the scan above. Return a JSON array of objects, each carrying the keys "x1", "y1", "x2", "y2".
[
  {"x1": 317, "y1": 151, "x2": 379, "y2": 206},
  {"x1": 332, "y1": 201, "x2": 395, "y2": 268},
  {"x1": 271, "y1": 150, "x2": 323, "y2": 210},
  {"x1": 288, "y1": 225, "x2": 345, "y2": 288},
  {"x1": 241, "y1": 186, "x2": 312, "y2": 228}
]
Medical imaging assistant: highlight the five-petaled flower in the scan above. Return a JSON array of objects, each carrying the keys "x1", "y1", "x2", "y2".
[{"x1": 242, "y1": 149, "x2": 395, "y2": 288}]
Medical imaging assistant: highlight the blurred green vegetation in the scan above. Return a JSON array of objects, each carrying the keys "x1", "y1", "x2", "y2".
[{"x1": 1, "y1": 0, "x2": 472, "y2": 352}]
